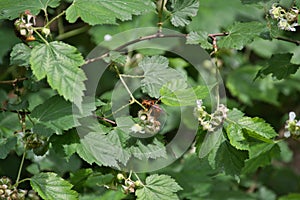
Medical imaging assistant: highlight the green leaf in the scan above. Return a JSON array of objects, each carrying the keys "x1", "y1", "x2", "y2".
[
  {"x1": 242, "y1": 143, "x2": 280, "y2": 174},
  {"x1": 0, "y1": 0, "x2": 60, "y2": 20},
  {"x1": 186, "y1": 31, "x2": 213, "y2": 49},
  {"x1": 291, "y1": 47, "x2": 300, "y2": 65},
  {"x1": 10, "y1": 43, "x2": 31, "y2": 66},
  {"x1": 30, "y1": 41, "x2": 86, "y2": 108},
  {"x1": 129, "y1": 138, "x2": 167, "y2": 160},
  {"x1": 240, "y1": 0, "x2": 272, "y2": 4},
  {"x1": 50, "y1": 130, "x2": 80, "y2": 159},
  {"x1": 225, "y1": 109, "x2": 277, "y2": 150},
  {"x1": 258, "y1": 54, "x2": 300, "y2": 80},
  {"x1": 170, "y1": 0, "x2": 199, "y2": 27},
  {"x1": 30, "y1": 172, "x2": 78, "y2": 200},
  {"x1": 215, "y1": 141, "x2": 248, "y2": 176},
  {"x1": 139, "y1": 56, "x2": 184, "y2": 98},
  {"x1": 136, "y1": 174, "x2": 182, "y2": 200},
  {"x1": 66, "y1": 0, "x2": 155, "y2": 25},
  {"x1": 31, "y1": 95, "x2": 79, "y2": 134},
  {"x1": 160, "y1": 83, "x2": 208, "y2": 106},
  {"x1": 279, "y1": 193, "x2": 300, "y2": 200},
  {"x1": 226, "y1": 66, "x2": 279, "y2": 106},
  {"x1": 103, "y1": 51, "x2": 127, "y2": 65},
  {"x1": 0, "y1": 136, "x2": 17, "y2": 159},
  {"x1": 219, "y1": 22, "x2": 265, "y2": 50},
  {"x1": 79, "y1": 131, "x2": 130, "y2": 168},
  {"x1": 0, "y1": 27, "x2": 19, "y2": 64},
  {"x1": 198, "y1": 128, "x2": 224, "y2": 158},
  {"x1": 0, "y1": 112, "x2": 21, "y2": 137}
]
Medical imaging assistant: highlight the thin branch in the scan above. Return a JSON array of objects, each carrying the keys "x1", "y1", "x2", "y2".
[
  {"x1": 208, "y1": 32, "x2": 229, "y2": 54},
  {"x1": 275, "y1": 36, "x2": 300, "y2": 46},
  {"x1": 0, "y1": 77, "x2": 27, "y2": 85},
  {"x1": 85, "y1": 32, "x2": 187, "y2": 65},
  {"x1": 157, "y1": 0, "x2": 166, "y2": 32},
  {"x1": 44, "y1": 10, "x2": 66, "y2": 28},
  {"x1": 94, "y1": 114, "x2": 116, "y2": 125}
]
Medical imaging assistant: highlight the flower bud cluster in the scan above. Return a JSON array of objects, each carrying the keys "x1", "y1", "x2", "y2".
[
  {"x1": 0, "y1": 177, "x2": 27, "y2": 200},
  {"x1": 14, "y1": 10, "x2": 36, "y2": 41},
  {"x1": 130, "y1": 108, "x2": 161, "y2": 134},
  {"x1": 269, "y1": 4, "x2": 299, "y2": 31},
  {"x1": 116, "y1": 173, "x2": 142, "y2": 194},
  {"x1": 284, "y1": 112, "x2": 300, "y2": 138},
  {"x1": 194, "y1": 100, "x2": 228, "y2": 132}
]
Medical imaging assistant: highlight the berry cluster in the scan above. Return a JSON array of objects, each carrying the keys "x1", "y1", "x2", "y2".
[
  {"x1": 14, "y1": 10, "x2": 36, "y2": 41},
  {"x1": 284, "y1": 112, "x2": 300, "y2": 138},
  {"x1": 116, "y1": 173, "x2": 142, "y2": 194},
  {"x1": 130, "y1": 108, "x2": 161, "y2": 135},
  {"x1": 269, "y1": 4, "x2": 299, "y2": 31},
  {"x1": 194, "y1": 100, "x2": 228, "y2": 132},
  {"x1": 0, "y1": 177, "x2": 26, "y2": 200}
]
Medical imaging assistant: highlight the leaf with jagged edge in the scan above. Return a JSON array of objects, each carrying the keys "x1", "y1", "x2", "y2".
[
  {"x1": 66, "y1": 0, "x2": 155, "y2": 25},
  {"x1": 242, "y1": 143, "x2": 280, "y2": 174},
  {"x1": 170, "y1": 0, "x2": 199, "y2": 27},
  {"x1": 10, "y1": 43, "x2": 31, "y2": 66},
  {"x1": 0, "y1": 0, "x2": 60, "y2": 20},
  {"x1": 215, "y1": 141, "x2": 248, "y2": 176},
  {"x1": 258, "y1": 53, "x2": 300, "y2": 80},
  {"x1": 160, "y1": 80, "x2": 209, "y2": 106},
  {"x1": 30, "y1": 41, "x2": 86, "y2": 109},
  {"x1": 0, "y1": 136, "x2": 17, "y2": 159},
  {"x1": 186, "y1": 31, "x2": 213, "y2": 49},
  {"x1": 218, "y1": 22, "x2": 265, "y2": 50},
  {"x1": 136, "y1": 174, "x2": 182, "y2": 200},
  {"x1": 225, "y1": 109, "x2": 277, "y2": 151},
  {"x1": 30, "y1": 172, "x2": 78, "y2": 200},
  {"x1": 30, "y1": 95, "x2": 79, "y2": 135},
  {"x1": 139, "y1": 56, "x2": 184, "y2": 98}
]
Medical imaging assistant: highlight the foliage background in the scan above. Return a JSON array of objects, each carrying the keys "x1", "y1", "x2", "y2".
[{"x1": 0, "y1": 0, "x2": 300, "y2": 199}]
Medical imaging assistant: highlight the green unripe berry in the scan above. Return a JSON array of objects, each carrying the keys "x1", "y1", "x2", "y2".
[{"x1": 117, "y1": 173, "x2": 125, "y2": 180}]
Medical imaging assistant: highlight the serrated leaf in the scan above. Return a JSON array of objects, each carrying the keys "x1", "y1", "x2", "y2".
[
  {"x1": 30, "y1": 172, "x2": 78, "y2": 200},
  {"x1": 226, "y1": 66, "x2": 279, "y2": 106},
  {"x1": 10, "y1": 43, "x2": 31, "y2": 66},
  {"x1": 198, "y1": 128, "x2": 224, "y2": 158},
  {"x1": 79, "y1": 131, "x2": 130, "y2": 168},
  {"x1": 186, "y1": 31, "x2": 213, "y2": 49},
  {"x1": 50, "y1": 130, "x2": 80, "y2": 159},
  {"x1": 0, "y1": 0, "x2": 60, "y2": 20},
  {"x1": 139, "y1": 56, "x2": 184, "y2": 98},
  {"x1": 242, "y1": 143, "x2": 280, "y2": 174},
  {"x1": 129, "y1": 138, "x2": 167, "y2": 160},
  {"x1": 31, "y1": 95, "x2": 78, "y2": 134},
  {"x1": 30, "y1": 41, "x2": 86, "y2": 108},
  {"x1": 136, "y1": 174, "x2": 182, "y2": 200},
  {"x1": 0, "y1": 136, "x2": 17, "y2": 159},
  {"x1": 215, "y1": 141, "x2": 248, "y2": 176},
  {"x1": 219, "y1": 22, "x2": 265, "y2": 50},
  {"x1": 160, "y1": 84, "x2": 208, "y2": 106},
  {"x1": 66, "y1": 0, "x2": 155, "y2": 25},
  {"x1": 258, "y1": 53, "x2": 300, "y2": 80},
  {"x1": 225, "y1": 109, "x2": 278, "y2": 151},
  {"x1": 170, "y1": 0, "x2": 199, "y2": 27}
]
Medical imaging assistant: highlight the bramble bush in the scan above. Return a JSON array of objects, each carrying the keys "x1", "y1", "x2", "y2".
[{"x1": 1, "y1": 0, "x2": 300, "y2": 199}]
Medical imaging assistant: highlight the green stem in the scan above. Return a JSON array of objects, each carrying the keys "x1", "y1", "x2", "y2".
[
  {"x1": 120, "y1": 74, "x2": 144, "y2": 78},
  {"x1": 14, "y1": 150, "x2": 26, "y2": 187},
  {"x1": 34, "y1": 29, "x2": 49, "y2": 44},
  {"x1": 44, "y1": 10, "x2": 66, "y2": 28},
  {"x1": 13, "y1": 178, "x2": 31, "y2": 187},
  {"x1": 56, "y1": 26, "x2": 90, "y2": 40},
  {"x1": 157, "y1": 0, "x2": 166, "y2": 31}
]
